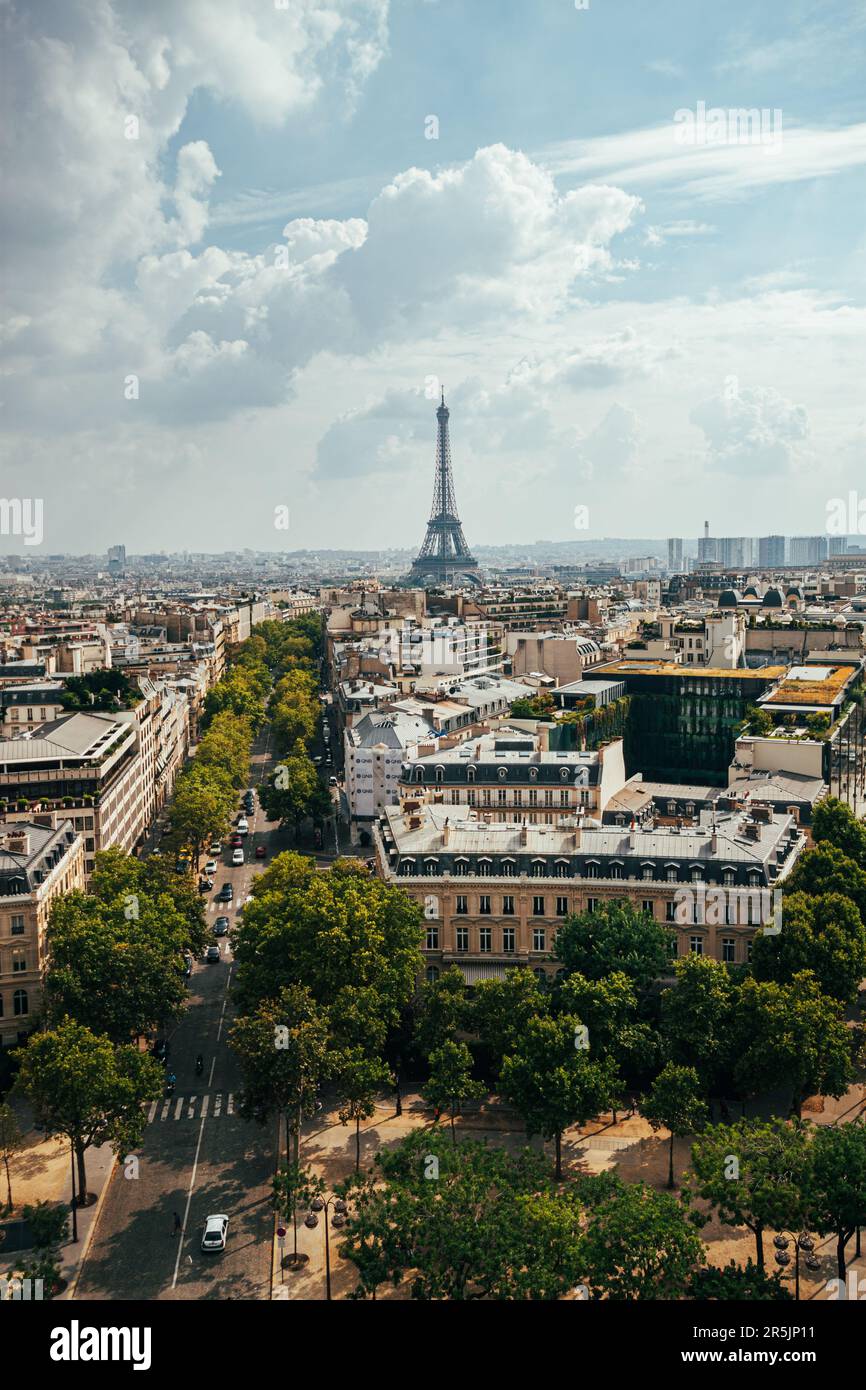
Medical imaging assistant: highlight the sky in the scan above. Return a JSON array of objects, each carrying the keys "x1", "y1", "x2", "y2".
[{"x1": 1, "y1": 0, "x2": 865, "y2": 556}]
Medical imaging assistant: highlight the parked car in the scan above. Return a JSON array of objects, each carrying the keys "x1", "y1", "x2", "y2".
[
  {"x1": 237, "y1": 817, "x2": 249, "y2": 835},
  {"x1": 205, "y1": 944, "x2": 221, "y2": 963},
  {"x1": 230, "y1": 833, "x2": 243, "y2": 849},
  {"x1": 312, "y1": 755, "x2": 323, "y2": 765},
  {"x1": 201, "y1": 1214, "x2": 229, "y2": 1251},
  {"x1": 216, "y1": 881, "x2": 233, "y2": 902},
  {"x1": 255, "y1": 844, "x2": 267, "y2": 859},
  {"x1": 231, "y1": 847, "x2": 244, "y2": 866},
  {"x1": 204, "y1": 859, "x2": 217, "y2": 876},
  {"x1": 197, "y1": 877, "x2": 212, "y2": 894},
  {"x1": 209, "y1": 841, "x2": 222, "y2": 855},
  {"x1": 213, "y1": 917, "x2": 230, "y2": 936}
]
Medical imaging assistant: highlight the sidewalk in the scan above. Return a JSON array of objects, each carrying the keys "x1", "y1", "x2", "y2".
[{"x1": 1, "y1": 1097, "x2": 116, "y2": 1299}]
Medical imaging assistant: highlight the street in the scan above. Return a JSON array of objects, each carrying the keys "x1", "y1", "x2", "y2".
[{"x1": 76, "y1": 727, "x2": 286, "y2": 1301}]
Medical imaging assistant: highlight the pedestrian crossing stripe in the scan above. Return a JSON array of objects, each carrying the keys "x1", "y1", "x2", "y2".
[{"x1": 146, "y1": 1093, "x2": 236, "y2": 1122}]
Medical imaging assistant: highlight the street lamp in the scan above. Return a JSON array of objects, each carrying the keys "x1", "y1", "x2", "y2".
[
  {"x1": 305, "y1": 1192, "x2": 349, "y2": 1300},
  {"x1": 773, "y1": 1230, "x2": 821, "y2": 1301}
]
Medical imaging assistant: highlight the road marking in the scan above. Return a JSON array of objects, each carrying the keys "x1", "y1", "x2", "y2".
[
  {"x1": 147, "y1": 1100, "x2": 158, "y2": 1123},
  {"x1": 171, "y1": 1107, "x2": 209, "y2": 1291},
  {"x1": 148, "y1": 1092, "x2": 236, "y2": 1122},
  {"x1": 208, "y1": 1054, "x2": 216, "y2": 1087}
]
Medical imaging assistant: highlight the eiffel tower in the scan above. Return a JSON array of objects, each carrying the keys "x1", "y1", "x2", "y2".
[{"x1": 409, "y1": 390, "x2": 480, "y2": 585}]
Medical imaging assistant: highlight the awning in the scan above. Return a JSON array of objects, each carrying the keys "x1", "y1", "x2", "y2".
[{"x1": 451, "y1": 962, "x2": 512, "y2": 984}]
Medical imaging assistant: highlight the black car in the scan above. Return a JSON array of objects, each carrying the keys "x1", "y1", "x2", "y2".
[
  {"x1": 216, "y1": 882, "x2": 233, "y2": 902},
  {"x1": 213, "y1": 916, "x2": 230, "y2": 936}
]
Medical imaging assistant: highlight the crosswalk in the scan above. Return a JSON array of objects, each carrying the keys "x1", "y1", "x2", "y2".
[{"x1": 146, "y1": 1093, "x2": 236, "y2": 1123}]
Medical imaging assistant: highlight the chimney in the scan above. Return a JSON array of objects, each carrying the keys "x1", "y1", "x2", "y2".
[
  {"x1": 442, "y1": 817, "x2": 450, "y2": 846},
  {"x1": 573, "y1": 824, "x2": 581, "y2": 850},
  {"x1": 520, "y1": 820, "x2": 528, "y2": 846}
]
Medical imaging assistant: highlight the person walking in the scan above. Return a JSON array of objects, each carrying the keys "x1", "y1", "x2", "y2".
[{"x1": 172, "y1": 1211, "x2": 183, "y2": 1236}]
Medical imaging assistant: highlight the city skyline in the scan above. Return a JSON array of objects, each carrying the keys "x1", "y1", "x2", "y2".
[{"x1": 2, "y1": 0, "x2": 865, "y2": 554}]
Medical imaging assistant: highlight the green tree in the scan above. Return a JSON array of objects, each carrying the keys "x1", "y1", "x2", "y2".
[
  {"x1": 557, "y1": 969, "x2": 659, "y2": 1113},
  {"x1": 751, "y1": 891, "x2": 866, "y2": 1004},
  {"x1": 784, "y1": 842, "x2": 866, "y2": 922},
  {"x1": 641, "y1": 1063, "x2": 709, "y2": 1189},
  {"x1": 415, "y1": 965, "x2": 468, "y2": 1054},
  {"x1": 233, "y1": 856, "x2": 423, "y2": 1036},
  {"x1": 554, "y1": 901, "x2": 673, "y2": 993},
  {"x1": 271, "y1": 1161, "x2": 319, "y2": 1269},
  {"x1": 687, "y1": 1259, "x2": 792, "y2": 1301},
  {"x1": 732, "y1": 973, "x2": 854, "y2": 1117},
  {"x1": 660, "y1": 956, "x2": 739, "y2": 1101},
  {"x1": 811, "y1": 796, "x2": 866, "y2": 868},
  {"x1": 334, "y1": 1048, "x2": 393, "y2": 1171},
  {"x1": 14, "y1": 1020, "x2": 162, "y2": 1199},
  {"x1": 229, "y1": 985, "x2": 331, "y2": 1171},
  {"x1": 169, "y1": 766, "x2": 234, "y2": 865},
  {"x1": 44, "y1": 879, "x2": 192, "y2": 1043},
  {"x1": 808, "y1": 1118, "x2": 866, "y2": 1282},
  {"x1": 500, "y1": 1014, "x2": 620, "y2": 1179},
  {"x1": 686, "y1": 1118, "x2": 810, "y2": 1271},
  {"x1": 423, "y1": 1039, "x2": 484, "y2": 1144},
  {"x1": 19, "y1": 1200, "x2": 70, "y2": 1297},
  {"x1": 259, "y1": 742, "x2": 331, "y2": 834},
  {"x1": 0, "y1": 1102, "x2": 23, "y2": 1212},
  {"x1": 579, "y1": 1177, "x2": 704, "y2": 1300},
  {"x1": 467, "y1": 968, "x2": 548, "y2": 1075}
]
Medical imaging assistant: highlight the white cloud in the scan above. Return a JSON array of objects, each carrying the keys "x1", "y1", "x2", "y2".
[
  {"x1": 541, "y1": 121, "x2": 866, "y2": 201},
  {"x1": 690, "y1": 384, "x2": 810, "y2": 476}
]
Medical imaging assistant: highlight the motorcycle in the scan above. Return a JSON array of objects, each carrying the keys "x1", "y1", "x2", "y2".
[
  {"x1": 195, "y1": 1055, "x2": 204, "y2": 1077},
  {"x1": 166, "y1": 1073, "x2": 176, "y2": 1097}
]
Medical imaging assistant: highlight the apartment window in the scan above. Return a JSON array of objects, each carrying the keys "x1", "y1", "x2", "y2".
[
  {"x1": 587, "y1": 897, "x2": 599, "y2": 914},
  {"x1": 610, "y1": 863, "x2": 623, "y2": 880},
  {"x1": 723, "y1": 868, "x2": 735, "y2": 887},
  {"x1": 10, "y1": 915, "x2": 25, "y2": 936},
  {"x1": 722, "y1": 937, "x2": 736, "y2": 963},
  {"x1": 642, "y1": 900, "x2": 654, "y2": 917},
  {"x1": 746, "y1": 939, "x2": 753, "y2": 963},
  {"x1": 560, "y1": 790, "x2": 569, "y2": 807},
  {"x1": 456, "y1": 926, "x2": 469, "y2": 952},
  {"x1": 13, "y1": 989, "x2": 28, "y2": 1017},
  {"x1": 12, "y1": 950, "x2": 27, "y2": 973},
  {"x1": 502, "y1": 927, "x2": 515, "y2": 953},
  {"x1": 533, "y1": 927, "x2": 546, "y2": 952},
  {"x1": 586, "y1": 862, "x2": 599, "y2": 879},
  {"x1": 454, "y1": 860, "x2": 469, "y2": 876},
  {"x1": 501, "y1": 859, "x2": 515, "y2": 877},
  {"x1": 691, "y1": 867, "x2": 703, "y2": 884},
  {"x1": 479, "y1": 895, "x2": 491, "y2": 915},
  {"x1": 544, "y1": 790, "x2": 553, "y2": 807},
  {"x1": 532, "y1": 895, "x2": 545, "y2": 916},
  {"x1": 426, "y1": 927, "x2": 439, "y2": 951},
  {"x1": 642, "y1": 865, "x2": 654, "y2": 881},
  {"x1": 513, "y1": 791, "x2": 522, "y2": 808},
  {"x1": 665, "y1": 901, "x2": 677, "y2": 922},
  {"x1": 497, "y1": 789, "x2": 507, "y2": 806},
  {"x1": 666, "y1": 866, "x2": 678, "y2": 883},
  {"x1": 467, "y1": 790, "x2": 476, "y2": 807},
  {"x1": 502, "y1": 895, "x2": 515, "y2": 915},
  {"x1": 528, "y1": 789, "x2": 538, "y2": 807},
  {"x1": 426, "y1": 966, "x2": 440, "y2": 984},
  {"x1": 479, "y1": 928, "x2": 492, "y2": 953},
  {"x1": 456, "y1": 895, "x2": 468, "y2": 915},
  {"x1": 556, "y1": 896, "x2": 568, "y2": 916},
  {"x1": 689, "y1": 936, "x2": 704, "y2": 956},
  {"x1": 482, "y1": 789, "x2": 491, "y2": 807}
]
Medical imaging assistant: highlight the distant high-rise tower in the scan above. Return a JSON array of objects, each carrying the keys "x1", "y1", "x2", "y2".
[
  {"x1": 409, "y1": 391, "x2": 479, "y2": 585},
  {"x1": 667, "y1": 537, "x2": 683, "y2": 571}
]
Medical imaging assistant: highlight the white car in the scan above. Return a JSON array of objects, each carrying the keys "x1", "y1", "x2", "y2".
[
  {"x1": 210, "y1": 841, "x2": 222, "y2": 855},
  {"x1": 201, "y1": 1214, "x2": 229, "y2": 1252},
  {"x1": 237, "y1": 817, "x2": 249, "y2": 835},
  {"x1": 231, "y1": 847, "x2": 244, "y2": 866},
  {"x1": 204, "y1": 859, "x2": 217, "y2": 876}
]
